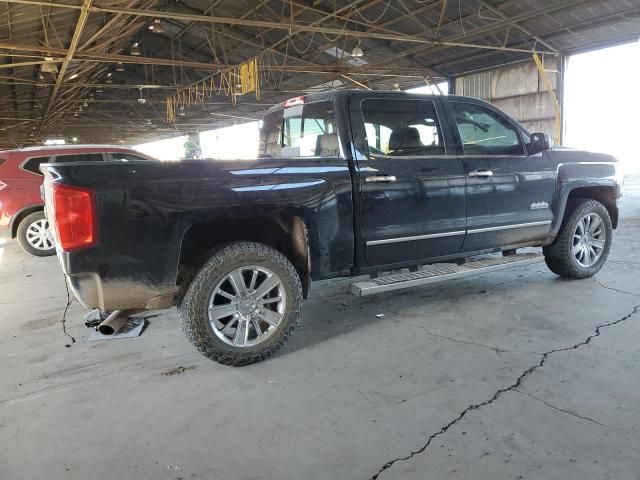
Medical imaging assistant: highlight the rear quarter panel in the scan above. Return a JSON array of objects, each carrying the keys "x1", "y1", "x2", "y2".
[
  {"x1": 43, "y1": 158, "x2": 354, "y2": 310},
  {"x1": 0, "y1": 153, "x2": 45, "y2": 230}
]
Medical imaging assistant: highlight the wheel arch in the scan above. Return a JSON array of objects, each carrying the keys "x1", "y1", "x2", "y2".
[
  {"x1": 547, "y1": 183, "x2": 619, "y2": 244},
  {"x1": 566, "y1": 186, "x2": 618, "y2": 228},
  {"x1": 177, "y1": 213, "x2": 312, "y2": 299},
  {"x1": 10, "y1": 203, "x2": 45, "y2": 238}
]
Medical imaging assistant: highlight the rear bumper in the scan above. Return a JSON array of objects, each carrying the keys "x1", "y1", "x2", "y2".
[{"x1": 66, "y1": 271, "x2": 177, "y2": 312}]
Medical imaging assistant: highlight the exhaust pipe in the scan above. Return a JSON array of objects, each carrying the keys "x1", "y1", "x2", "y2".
[{"x1": 97, "y1": 309, "x2": 142, "y2": 335}]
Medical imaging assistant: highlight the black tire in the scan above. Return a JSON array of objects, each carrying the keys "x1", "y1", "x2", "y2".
[
  {"x1": 16, "y1": 211, "x2": 56, "y2": 257},
  {"x1": 177, "y1": 242, "x2": 303, "y2": 366},
  {"x1": 543, "y1": 199, "x2": 612, "y2": 279}
]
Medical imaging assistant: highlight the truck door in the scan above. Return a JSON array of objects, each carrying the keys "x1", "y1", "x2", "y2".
[
  {"x1": 445, "y1": 99, "x2": 556, "y2": 252},
  {"x1": 348, "y1": 93, "x2": 466, "y2": 270}
]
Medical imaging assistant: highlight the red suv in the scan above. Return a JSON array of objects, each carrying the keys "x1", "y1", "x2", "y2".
[{"x1": 0, "y1": 145, "x2": 154, "y2": 256}]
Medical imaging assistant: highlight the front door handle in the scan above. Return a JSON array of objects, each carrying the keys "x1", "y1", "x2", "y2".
[
  {"x1": 468, "y1": 169, "x2": 494, "y2": 177},
  {"x1": 365, "y1": 175, "x2": 397, "y2": 183}
]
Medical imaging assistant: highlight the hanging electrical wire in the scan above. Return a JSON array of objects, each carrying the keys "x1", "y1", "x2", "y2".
[
  {"x1": 352, "y1": 0, "x2": 393, "y2": 24},
  {"x1": 166, "y1": 57, "x2": 262, "y2": 123}
]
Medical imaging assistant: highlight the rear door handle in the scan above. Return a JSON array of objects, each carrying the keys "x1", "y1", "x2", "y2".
[
  {"x1": 468, "y1": 169, "x2": 494, "y2": 177},
  {"x1": 365, "y1": 175, "x2": 397, "y2": 183}
]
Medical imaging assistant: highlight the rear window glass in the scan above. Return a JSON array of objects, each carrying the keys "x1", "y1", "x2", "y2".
[
  {"x1": 109, "y1": 152, "x2": 149, "y2": 161},
  {"x1": 260, "y1": 101, "x2": 338, "y2": 158},
  {"x1": 22, "y1": 156, "x2": 50, "y2": 176},
  {"x1": 53, "y1": 153, "x2": 104, "y2": 162}
]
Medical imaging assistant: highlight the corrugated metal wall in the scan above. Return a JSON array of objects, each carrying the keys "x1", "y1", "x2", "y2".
[{"x1": 454, "y1": 58, "x2": 558, "y2": 137}]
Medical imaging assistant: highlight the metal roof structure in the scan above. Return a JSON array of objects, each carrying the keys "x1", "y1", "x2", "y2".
[{"x1": 0, "y1": 0, "x2": 638, "y2": 148}]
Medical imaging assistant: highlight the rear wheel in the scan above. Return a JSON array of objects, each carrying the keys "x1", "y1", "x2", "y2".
[
  {"x1": 16, "y1": 211, "x2": 55, "y2": 257},
  {"x1": 178, "y1": 242, "x2": 303, "y2": 366},
  {"x1": 543, "y1": 199, "x2": 612, "y2": 278}
]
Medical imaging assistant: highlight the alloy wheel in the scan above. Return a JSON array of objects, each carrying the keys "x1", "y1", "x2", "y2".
[
  {"x1": 208, "y1": 265, "x2": 287, "y2": 348},
  {"x1": 25, "y1": 219, "x2": 54, "y2": 251},
  {"x1": 572, "y1": 212, "x2": 606, "y2": 267}
]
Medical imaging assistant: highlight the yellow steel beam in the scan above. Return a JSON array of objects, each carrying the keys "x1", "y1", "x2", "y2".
[{"x1": 532, "y1": 52, "x2": 561, "y2": 145}]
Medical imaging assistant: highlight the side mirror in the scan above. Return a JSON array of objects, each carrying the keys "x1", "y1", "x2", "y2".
[{"x1": 528, "y1": 132, "x2": 550, "y2": 155}]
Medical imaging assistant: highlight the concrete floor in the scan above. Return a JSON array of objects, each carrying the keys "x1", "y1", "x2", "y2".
[{"x1": 1, "y1": 177, "x2": 640, "y2": 480}]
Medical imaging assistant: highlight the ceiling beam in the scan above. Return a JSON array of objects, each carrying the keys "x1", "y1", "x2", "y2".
[
  {"x1": 0, "y1": 41, "x2": 446, "y2": 77},
  {"x1": 37, "y1": 0, "x2": 92, "y2": 137},
  {"x1": 1, "y1": 0, "x2": 556, "y2": 55}
]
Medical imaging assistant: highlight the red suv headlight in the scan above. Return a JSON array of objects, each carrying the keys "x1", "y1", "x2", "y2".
[{"x1": 51, "y1": 184, "x2": 98, "y2": 251}]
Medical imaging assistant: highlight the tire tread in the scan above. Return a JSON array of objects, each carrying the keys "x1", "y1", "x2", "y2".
[{"x1": 177, "y1": 242, "x2": 302, "y2": 366}]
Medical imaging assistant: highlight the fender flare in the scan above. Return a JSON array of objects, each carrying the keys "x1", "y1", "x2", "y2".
[{"x1": 547, "y1": 179, "x2": 619, "y2": 242}]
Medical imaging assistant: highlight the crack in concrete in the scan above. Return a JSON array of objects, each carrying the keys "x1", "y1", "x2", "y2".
[
  {"x1": 607, "y1": 259, "x2": 640, "y2": 266},
  {"x1": 370, "y1": 305, "x2": 640, "y2": 480},
  {"x1": 416, "y1": 326, "x2": 543, "y2": 356},
  {"x1": 592, "y1": 277, "x2": 639, "y2": 297},
  {"x1": 513, "y1": 389, "x2": 640, "y2": 440}
]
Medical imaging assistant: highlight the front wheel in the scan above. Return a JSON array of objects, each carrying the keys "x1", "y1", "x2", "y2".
[
  {"x1": 16, "y1": 211, "x2": 56, "y2": 257},
  {"x1": 543, "y1": 199, "x2": 612, "y2": 278},
  {"x1": 178, "y1": 242, "x2": 303, "y2": 366}
]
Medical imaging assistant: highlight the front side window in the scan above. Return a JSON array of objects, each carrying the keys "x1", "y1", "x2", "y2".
[
  {"x1": 450, "y1": 102, "x2": 524, "y2": 156},
  {"x1": 260, "y1": 101, "x2": 338, "y2": 157},
  {"x1": 21, "y1": 156, "x2": 50, "y2": 176},
  {"x1": 53, "y1": 153, "x2": 105, "y2": 162},
  {"x1": 361, "y1": 98, "x2": 445, "y2": 157}
]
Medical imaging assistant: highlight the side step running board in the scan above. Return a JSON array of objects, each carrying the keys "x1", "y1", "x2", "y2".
[{"x1": 349, "y1": 252, "x2": 544, "y2": 296}]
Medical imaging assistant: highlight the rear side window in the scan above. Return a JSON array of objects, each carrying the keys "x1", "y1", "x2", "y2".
[
  {"x1": 360, "y1": 98, "x2": 445, "y2": 156},
  {"x1": 260, "y1": 101, "x2": 338, "y2": 157},
  {"x1": 0, "y1": 158, "x2": 5, "y2": 167},
  {"x1": 22, "y1": 156, "x2": 50, "y2": 176},
  {"x1": 53, "y1": 153, "x2": 105, "y2": 163},
  {"x1": 109, "y1": 152, "x2": 149, "y2": 161}
]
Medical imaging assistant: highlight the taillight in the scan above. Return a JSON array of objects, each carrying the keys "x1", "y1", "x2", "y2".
[{"x1": 52, "y1": 184, "x2": 98, "y2": 251}]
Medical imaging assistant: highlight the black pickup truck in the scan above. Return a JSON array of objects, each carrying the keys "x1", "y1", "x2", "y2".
[{"x1": 42, "y1": 90, "x2": 623, "y2": 365}]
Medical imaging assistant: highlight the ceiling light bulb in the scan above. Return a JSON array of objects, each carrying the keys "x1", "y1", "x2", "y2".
[
  {"x1": 116, "y1": 62, "x2": 125, "y2": 72},
  {"x1": 351, "y1": 41, "x2": 364, "y2": 58},
  {"x1": 151, "y1": 19, "x2": 164, "y2": 34},
  {"x1": 131, "y1": 43, "x2": 141, "y2": 56}
]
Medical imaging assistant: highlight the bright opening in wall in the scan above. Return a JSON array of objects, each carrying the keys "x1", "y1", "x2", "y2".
[
  {"x1": 564, "y1": 41, "x2": 640, "y2": 174},
  {"x1": 199, "y1": 122, "x2": 260, "y2": 160},
  {"x1": 406, "y1": 81, "x2": 449, "y2": 95},
  {"x1": 44, "y1": 139, "x2": 65, "y2": 145},
  {"x1": 134, "y1": 135, "x2": 187, "y2": 161}
]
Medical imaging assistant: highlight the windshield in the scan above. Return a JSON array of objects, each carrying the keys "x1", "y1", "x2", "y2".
[{"x1": 259, "y1": 101, "x2": 338, "y2": 158}]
